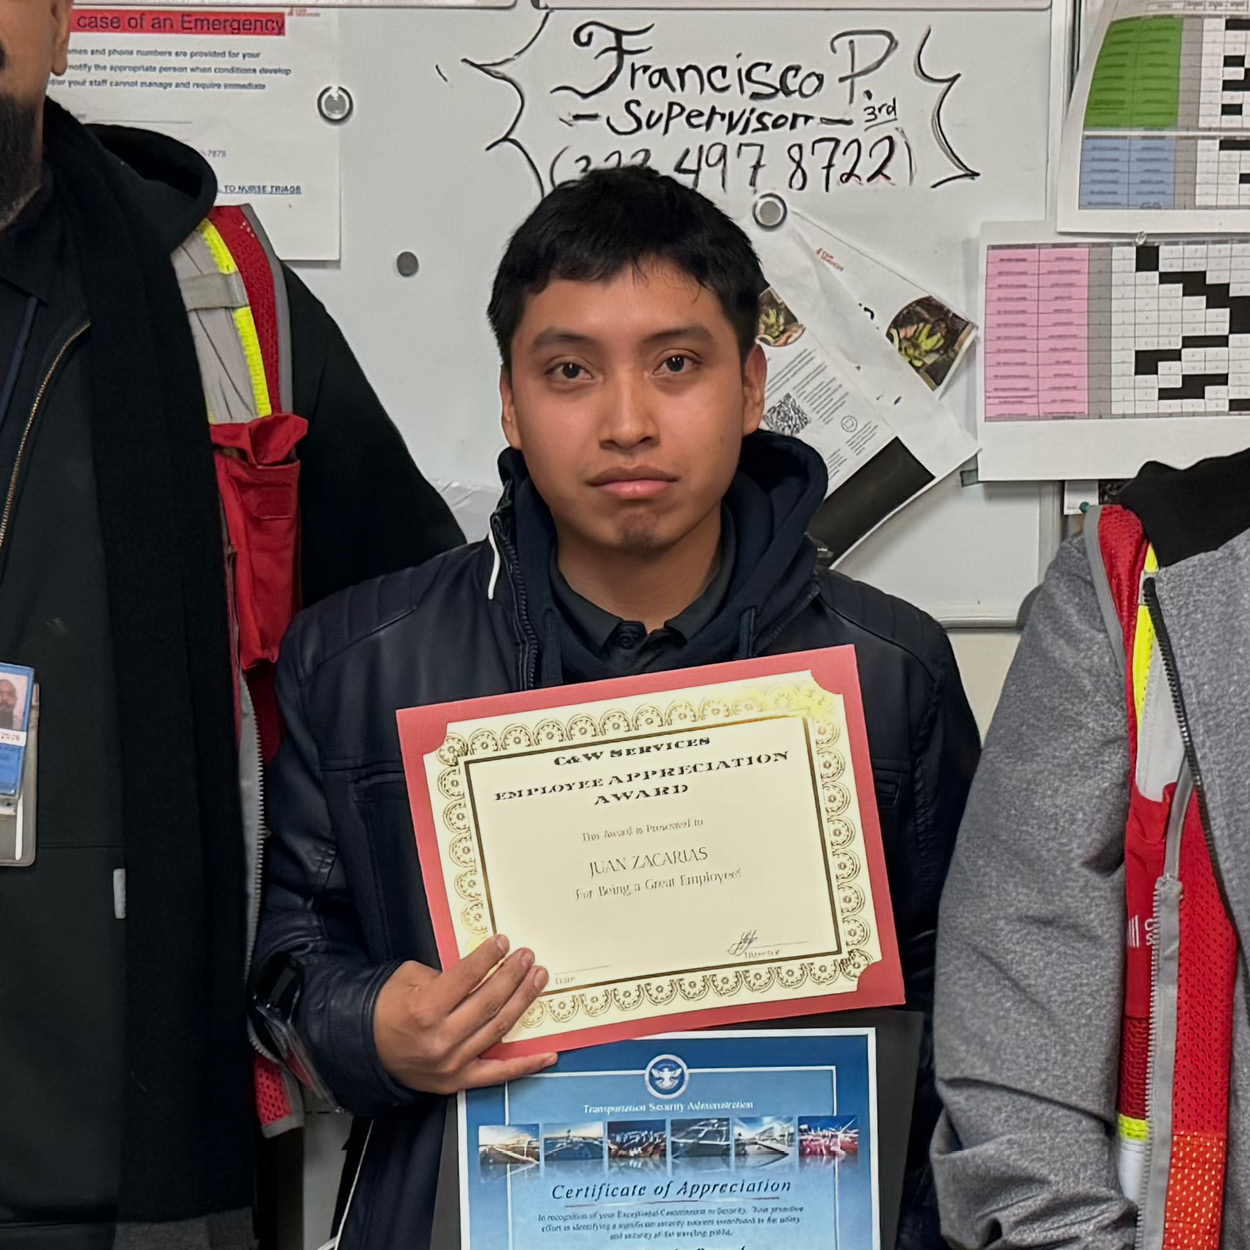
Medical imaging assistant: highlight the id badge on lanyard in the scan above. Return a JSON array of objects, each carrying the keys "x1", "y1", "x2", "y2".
[
  {"x1": 0, "y1": 301, "x2": 41, "y2": 866},
  {"x1": 0, "y1": 664, "x2": 37, "y2": 866}
]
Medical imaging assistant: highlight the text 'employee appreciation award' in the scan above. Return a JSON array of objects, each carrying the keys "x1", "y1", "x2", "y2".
[{"x1": 397, "y1": 647, "x2": 902, "y2": 1055}]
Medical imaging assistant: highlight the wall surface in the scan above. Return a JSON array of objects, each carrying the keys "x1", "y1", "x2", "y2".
[{"x1": 948, "y1": 629, "x2": 1021, "y2": 738}]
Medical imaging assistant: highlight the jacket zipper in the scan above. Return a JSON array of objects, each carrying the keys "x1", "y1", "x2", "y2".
[
  {"x1": 490, "y1": 511, "x2": 540, "y2": 688},
  {"x1": 239, "y1": 676, "x2": 276, "y2": 1060},
  {"x1": 239, "y1": 673, "x2": 266, "y2": 980},
  {"x1": 0, "y1": 324, "x2": 89, "y2": 560},
  {"x1": 224, "y1": 537, "x2": 276, "y2": 1061},
  {"x1": 1134, "y1": 763, "x2": 1189, "y2": 1250},
  {"x1": 1142, "y1": 578, "x2": 1227, "y2": 905},
  {"x1": 249, "y1": 721, "x2": 266, "y2": 980},
  {"x1": 1136, "y1": 576, "x2": 1225, "y2": 1250}
]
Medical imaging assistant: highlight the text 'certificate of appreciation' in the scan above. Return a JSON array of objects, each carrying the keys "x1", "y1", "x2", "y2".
[
  {"x1": 398, "y1": 648, "x2": 902, "y2": 1054},
  {"x1": 460, "y1": 1029, "x2": 879, "y2": 1250}
]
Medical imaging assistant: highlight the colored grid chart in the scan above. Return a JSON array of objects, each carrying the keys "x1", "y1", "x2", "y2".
[
  {"x1": 984, "y1": 240, "x2": 1250, "y2": 420},
  {"x1": 1078, "y1": 13, "x2": 1250, "y2": 209}
]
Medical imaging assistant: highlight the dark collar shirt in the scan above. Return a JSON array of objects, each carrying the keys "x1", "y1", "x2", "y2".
[
  {"x1": 0, "y1": 176, "x2": 75, "y2": 487},
  {"x1": 550, "y1": 509, "x2": 738, "y2": 677}
]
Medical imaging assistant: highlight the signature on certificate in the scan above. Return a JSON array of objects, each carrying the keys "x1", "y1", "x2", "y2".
[
  {"x1": 728, "y1": 930, "x2": 760, "y2": 958},
  {"x1": 727, "y1": 930, "x2": 806, "y2": 960}
]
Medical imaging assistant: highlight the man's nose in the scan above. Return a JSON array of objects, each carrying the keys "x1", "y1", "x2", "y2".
[{"x1": 600, "y1": 374, "x2": 658, "y2": 449}]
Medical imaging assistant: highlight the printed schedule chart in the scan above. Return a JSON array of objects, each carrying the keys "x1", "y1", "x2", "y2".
[
  {"x1": 983, "y1": 239, "x2": 1250, "y2": 420},
  {"x1": 1078, "y1": 9, "x2": 1250, "y2": 211}
]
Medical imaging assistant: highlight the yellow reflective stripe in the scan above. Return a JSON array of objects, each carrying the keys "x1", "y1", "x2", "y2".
[
  {"x1": 1132, "y1": 545, "x2": 1160, "y2": 722},
  {"x1": 196, "y1": 220, "x2": 272, "y2": 419},
  {"x1": 197, "y1": 219, "x2": 238, "y2": 275},
  {"x1": 230, "y1": 307, "x2": 272, "y2": 418},
  {"x1": 1118, "y1": 1113, "x2": 1149, "y2": 1143}
]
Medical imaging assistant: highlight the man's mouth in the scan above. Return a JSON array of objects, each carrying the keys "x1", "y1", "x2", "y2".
[{"x1": 588, "y1": 467, "x2": 677, "y2": 500}]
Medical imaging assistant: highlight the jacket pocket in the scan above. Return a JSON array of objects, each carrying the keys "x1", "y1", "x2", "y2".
[
  {"x1": 871, "y1": 761, "x2": 910, "y2": 815},
  {"x1": 349, "y1": 771, "x2": 440, "y2": 967},
  {"x1": 211, "y1": 413, "x2": 308, "y2": 670}
]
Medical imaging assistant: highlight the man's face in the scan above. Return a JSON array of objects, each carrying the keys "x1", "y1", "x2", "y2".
[
  {"x1": 501, "y1": 260, "x2": 765, "y2": 560},
  {"x1": 0, "y1": 0, "x2": 72, "y2": 214},
  {"x1": 0, "y1": 681, "x2": 17, "y2": 710}
]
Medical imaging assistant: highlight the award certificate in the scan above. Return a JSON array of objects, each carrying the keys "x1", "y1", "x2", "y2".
[
  {"x1": 459, "y1": 1029, "x2": 880, "y2": 1250},
  {"x1": 398, "y1": 648, "x2": 902, "y2": 1053}
]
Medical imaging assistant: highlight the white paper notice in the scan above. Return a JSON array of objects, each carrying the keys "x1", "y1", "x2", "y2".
[
  {"x1": 754, "y1": 300, "x2": 893, "y2": 494},
  {"x1": 51, "y1": 8, "x2": 339, "y2": 260},
  {"x1": 748, "y1": 215, "x2": 978, "y2": 559},
  {"x1": 790, "y1": 209, "x2": 977, "y2": 396}
]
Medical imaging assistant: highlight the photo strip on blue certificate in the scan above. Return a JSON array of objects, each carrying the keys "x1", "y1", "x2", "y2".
[{"x1": 459, "y1": 1029, "x2": 879, "y2": 1250}]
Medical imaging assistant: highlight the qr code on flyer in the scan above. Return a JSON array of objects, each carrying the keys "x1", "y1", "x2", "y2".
[{"x1": 764, "y1": 392, "x2": 810, "y2": 437}]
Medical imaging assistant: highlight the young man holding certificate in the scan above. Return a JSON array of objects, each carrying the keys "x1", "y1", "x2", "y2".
[{"x1": 253, "y1": 167, "x2": 980, "y2": 1249}]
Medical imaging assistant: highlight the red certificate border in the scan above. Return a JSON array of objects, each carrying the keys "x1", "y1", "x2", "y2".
[{"x1": 397, "y1": 646, "x2": 904, "y2": 1058}]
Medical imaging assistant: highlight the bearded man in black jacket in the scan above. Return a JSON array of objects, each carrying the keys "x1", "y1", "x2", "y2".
[
  {"x1": 0, "y1": 2, "x2": 462, "y2": 1247},
  {"x1": 254, "y1": 166, "x2": 982, "y2": 1250}
]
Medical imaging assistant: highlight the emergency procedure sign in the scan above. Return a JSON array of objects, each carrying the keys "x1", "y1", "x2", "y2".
[{"x1": 50, "y1": 8, "x2": 340, "y2": 260}]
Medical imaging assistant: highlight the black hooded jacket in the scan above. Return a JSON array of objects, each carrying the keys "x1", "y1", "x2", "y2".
[
  {"x1": 0, "y1": 113, "x2": 460, "y2": 1247},
  {"x1": 255, "y1": 431, "x2": 981, "y2": 1250}
]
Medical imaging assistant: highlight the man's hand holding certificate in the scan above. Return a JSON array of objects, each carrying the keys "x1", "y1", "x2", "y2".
[
  {"x1": 373, "y1": 935, "x2": 558, "y2": 1094},
  {"x1": 398, "y1": 647, "x2": 903, "y2": 1056}
]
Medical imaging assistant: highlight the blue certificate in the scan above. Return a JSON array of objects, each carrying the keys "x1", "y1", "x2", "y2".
[{"x1": 460, "y1": 1029, "x2": 878, "y2": 1250}]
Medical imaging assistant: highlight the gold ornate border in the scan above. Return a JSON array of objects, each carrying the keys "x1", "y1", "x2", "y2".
[{"x1": 428, "y1": 679, "x2": 878, "y2": 1034}]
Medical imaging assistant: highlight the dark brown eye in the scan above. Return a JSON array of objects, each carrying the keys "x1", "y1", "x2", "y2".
[{"x1": 664, "y1": 356, "x2": 689, "y2": 373}]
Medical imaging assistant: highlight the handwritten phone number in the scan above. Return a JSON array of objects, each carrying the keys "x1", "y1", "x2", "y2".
[{"x1": 555, "y1": 134, "x2": 911, "y2": 195}]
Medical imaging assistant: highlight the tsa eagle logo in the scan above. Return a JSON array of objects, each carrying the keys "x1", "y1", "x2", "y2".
[{"x1": 644, "y1": 1054, "x2": 689, "y2": 1100}]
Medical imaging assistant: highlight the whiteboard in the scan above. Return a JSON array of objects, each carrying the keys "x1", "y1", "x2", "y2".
[{"x1": 292, "y1": 1, "x2": 1072, "y2": 625}]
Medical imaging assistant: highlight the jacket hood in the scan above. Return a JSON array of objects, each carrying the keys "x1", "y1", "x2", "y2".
[
  {"x1": 495, "y1": 430, "x2": 828, "y2": 682},
  {"x1": 1118, "y1": 445, "x2": 1250, "y2": 568},
  {"x1": 84, "y1": 114, "x2": 217, "y2": 252}
]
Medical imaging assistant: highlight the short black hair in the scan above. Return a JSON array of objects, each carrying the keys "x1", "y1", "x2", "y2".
[{"x1": 488, "y1": 165, "x2": 766, "y2": 371}]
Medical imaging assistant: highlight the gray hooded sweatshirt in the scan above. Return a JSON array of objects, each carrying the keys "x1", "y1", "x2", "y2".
[{"x1": 931, "y1": 449, "x2": 1250, "y2": 1249}]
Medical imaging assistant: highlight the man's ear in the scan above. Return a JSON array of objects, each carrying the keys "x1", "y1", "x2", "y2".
[
  {"x1": 741, "y1": 343, "x2": 766, "y2": 436},
  {"x1": 50, "y1": 0, "x2": 74, "y2": 77},
  {"x1": 500, "y1": 367, "x2": 523, "y2": 451}
]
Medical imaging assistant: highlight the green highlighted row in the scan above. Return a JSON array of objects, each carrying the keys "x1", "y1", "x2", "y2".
[{"x1": 1085, "y1": 16, "x2": 1182, "y2": 130}]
